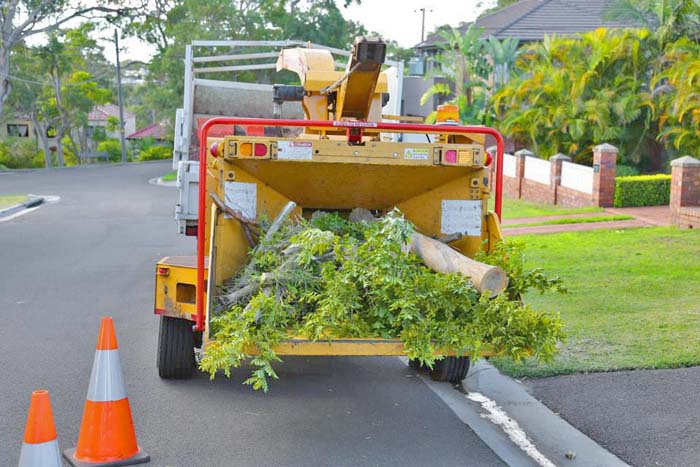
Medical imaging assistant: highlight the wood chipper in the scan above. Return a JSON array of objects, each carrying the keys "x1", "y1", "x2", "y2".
[{"x1": 154, "y1": 37, "x2": 506, "y2": 383}]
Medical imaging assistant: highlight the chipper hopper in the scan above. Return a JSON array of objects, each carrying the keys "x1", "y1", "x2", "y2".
[{"x1": 154, "y1": 37, "x2": 506, "y2": 383}]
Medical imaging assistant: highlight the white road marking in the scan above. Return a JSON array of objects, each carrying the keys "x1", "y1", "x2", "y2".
[{"x1": 467, "y1": 392, "x2": 557, "y2": 467}]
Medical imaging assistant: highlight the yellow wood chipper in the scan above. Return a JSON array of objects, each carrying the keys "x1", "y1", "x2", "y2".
[{"x1": 154, "y1": 37, "x2": 506, "y2": 383}]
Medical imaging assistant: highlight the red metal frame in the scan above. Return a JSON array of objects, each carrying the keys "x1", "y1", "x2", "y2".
[{"x1": 195, "y1": 117, "x2": 505, "y2": 331}]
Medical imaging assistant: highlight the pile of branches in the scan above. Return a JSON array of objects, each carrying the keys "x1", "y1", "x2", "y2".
[{"x1": 200, "y1": 208, "x2": 565, "y2": 391}]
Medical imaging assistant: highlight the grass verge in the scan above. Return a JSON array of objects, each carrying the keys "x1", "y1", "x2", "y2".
[
  {"x1": 489, "y1": 196, "x2": 604, "y2": 219},
  {"x1": 492, "y1": 227, "x2": 700, "y2": 378},
  {"x1": 505, "y1": 214, "x2": 634, "y2": 228},
  {"x1": 161, "y1": 171, "x2": 177, "y2": 182},
  {"x1": 0, "y1": 194, "x2": 28, "y2": 209}
]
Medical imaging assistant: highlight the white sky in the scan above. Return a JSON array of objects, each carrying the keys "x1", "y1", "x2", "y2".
[{"x1": 337, "y1": 0, "x2": 492, "y2": 47}]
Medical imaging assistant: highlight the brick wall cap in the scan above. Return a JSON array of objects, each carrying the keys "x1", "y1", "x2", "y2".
[
  {"x1": 593, "y1": 143, "x2": 618, "y2": 153},
  {"x1": 671, "y1": 155, "x2": 700, "y2": 167},
  {"x1": 515, "y1": 148, "x2": 535, "y2": 157},
  {"x1": 550, "y1": 153, "x2": 572, "y2": 161}
]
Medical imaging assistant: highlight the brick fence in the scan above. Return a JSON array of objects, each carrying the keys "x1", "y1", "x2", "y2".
[
  {"x1": 670, "y1": 155, "x2": 700, "y2": 228},
  {"x1": 489, "y1": 143, "x2": 618, "y2": 208}
]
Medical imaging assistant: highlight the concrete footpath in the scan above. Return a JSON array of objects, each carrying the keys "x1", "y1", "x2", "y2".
[{"x1": 503, "y1": 206, "x2": 671, "y2": 236}]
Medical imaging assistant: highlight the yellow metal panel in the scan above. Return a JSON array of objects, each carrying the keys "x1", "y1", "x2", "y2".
[
  {"x1": 154, "y1": 257, "x2": 207, "y2": 320},
  {"x1": 486, "y1": 211, "x2": 504, "y2": 252},
  {"x1": 240, "y1": 337, "x2": 495, "y2": 357}
]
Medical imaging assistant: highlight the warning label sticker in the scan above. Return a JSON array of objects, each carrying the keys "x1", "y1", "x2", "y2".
[
  {"x1": 224, "y1": 181, "x2": 257, "y2": 220},
  {"x1": 404, "y1": 147, "x2": 430, "y2": 161},
  {"x1": 440, "y1": 200, "x2": 482, "y2": 236},
  {"x1": 277, "y1": 141, "x2": 313, "y2": 160}
]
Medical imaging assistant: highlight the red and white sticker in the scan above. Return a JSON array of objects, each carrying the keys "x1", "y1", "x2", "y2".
[{"x1": 277, "y1": 141, "x2": 313, "y2": 160}]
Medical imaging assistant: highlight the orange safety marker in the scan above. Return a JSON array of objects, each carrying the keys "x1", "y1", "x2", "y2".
[
  {"x1": 18, "y1": 390, "x2": 62, "y2": 467},
  {"x1": 63, "y1": 317, "x2": 150, "y2": 467}
]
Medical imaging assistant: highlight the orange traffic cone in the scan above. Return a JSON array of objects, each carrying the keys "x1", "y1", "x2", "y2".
[
  {"x1": 18, "y1": 390, "x2": 62, "y2": 467},
  {"x1": 63, "y1": 317, "x2": 149, "y2": 467}
]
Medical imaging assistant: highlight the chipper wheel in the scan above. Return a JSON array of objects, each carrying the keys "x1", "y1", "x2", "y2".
[
  {"x1": 429, "y1": 357, "x2": 470, "y2": 383},
  {"x1": 157, "y1": 316, "x2": 195, "y2": 379}
]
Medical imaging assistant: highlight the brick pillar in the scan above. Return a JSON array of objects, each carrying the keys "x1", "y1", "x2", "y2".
[
  {"x1": 514, "y1": 149, "x2": 533, "y2": 199},
  {"x1": 550, "y1": 153, "x2": 571, "y2": 205},
  {"x1": 670, "y1": 156, "x2": 700, "y2": 225},
  {"x1": 592, "y1": 143, "x2": 618, "y2": 207}
]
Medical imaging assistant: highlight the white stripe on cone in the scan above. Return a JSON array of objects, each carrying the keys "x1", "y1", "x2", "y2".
[
  {"x1": 86, "y1": 349, "x2": 127, "y2": 402},
  {"x1": 18, "y1": 439, "x2": 61, "y2": 467}
]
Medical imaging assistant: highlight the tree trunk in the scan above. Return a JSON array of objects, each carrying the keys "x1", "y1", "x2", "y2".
[
  {"x1": 31, "y1": 113, "x2": 52, "y2": 169},
  {"x1": 0, "y1": 45, "x2": 11, "y2": 118}
]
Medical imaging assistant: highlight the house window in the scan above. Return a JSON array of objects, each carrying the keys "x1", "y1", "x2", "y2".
[{"x1": 7, "y1": 124, "x2": 29, "y2": 137}]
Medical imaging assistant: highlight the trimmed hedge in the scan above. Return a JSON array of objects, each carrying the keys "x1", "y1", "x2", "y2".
[{"x1": 614, "y1": 174, "x2": 671, "y2": 207}]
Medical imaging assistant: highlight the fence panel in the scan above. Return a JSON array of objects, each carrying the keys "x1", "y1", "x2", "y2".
[
  {"x1": 561, "y1": 161, "x2": 593, "y2": 194},
  {"x1": 503, "y1": 153, "x2": 516, "y2": 177},
  {"x1": 524, "y1": 157, "x2": 551, "y2": 185}
]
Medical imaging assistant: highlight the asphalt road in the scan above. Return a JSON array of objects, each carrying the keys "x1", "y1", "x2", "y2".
[
  {"x1": 0, "y1": 162, "x2": 504, "y2": 467},
  {"x1": 528, "y1": 368, "x2": 700, "y2": 467}
]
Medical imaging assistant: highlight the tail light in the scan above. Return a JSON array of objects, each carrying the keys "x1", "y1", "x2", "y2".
[
  {"x1": 157, "y1": 267, "x2": 170, "y2": 276},
  {"x1": 485, "y1": 151, "x2": 493, "y2": 166}
]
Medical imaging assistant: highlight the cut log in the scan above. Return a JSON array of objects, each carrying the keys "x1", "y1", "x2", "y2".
[{"x1": 408, "y1": 233, "x2": 508, "y2": 297}]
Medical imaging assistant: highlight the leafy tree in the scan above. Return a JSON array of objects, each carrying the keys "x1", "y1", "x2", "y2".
[
  {"x1": 420, "y1": 25, "x2": 518, "y2": 124},
  {"x1": 0, "y1": 0, "x2": 134, "y2": 117},
  {"x1": 605, "y1": 0, "x2": 700, "y2": 45},
  {"x1": 493, "y1": 28, "x2": 654, "y2": 165},
  {"x1": 653, "y1": 37, "x2": 700, "y2": 157}
]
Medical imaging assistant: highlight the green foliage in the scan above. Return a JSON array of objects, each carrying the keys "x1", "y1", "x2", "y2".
[
  {"x1": 201, "y1": 211, "x2": 565, "y2": 391},
  {"x1": 654, "y1": 37, "x2": 700, "y2": 157},
  {"x1": 616, "y1": 164, "x2": 641, "y2": 177},
  {"x1": 421, "y1": 25, "x2": 518, "y2": 124},
  {"x1": 493, "y1": 28, "x2": 654, "y2": 164},
  {"x1": 138, "y1": 145, "x2": 172, "y2": 161},
  {"x1": 0, "y1": 138, "x2": 43, "y2": 169},
  {"x1": 614, "y1": 174, "x2": 671, "y2": 207},
  {"x1": 97, "y1": 139, "x2": 130, "y2": 162}
]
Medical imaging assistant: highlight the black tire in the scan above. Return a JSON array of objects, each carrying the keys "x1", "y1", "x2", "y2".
[
  {"x1": 429, "y1": 357, "x2": 470, "y2": 383},
  {"x1": 409, "y1": 359, "x2": 425, "y2": 371},
  {"x1": 157, "y1": 316, "x2": 195, "y2": 379}
]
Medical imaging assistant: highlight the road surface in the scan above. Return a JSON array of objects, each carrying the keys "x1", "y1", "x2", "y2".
[{"x1": 0, "y1": 162, "x2": 504, "y2": 466}]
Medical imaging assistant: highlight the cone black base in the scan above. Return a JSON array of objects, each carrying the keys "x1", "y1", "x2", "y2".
[{"x1": 63, "y1": 448, "x2": 150, "y2": 467}]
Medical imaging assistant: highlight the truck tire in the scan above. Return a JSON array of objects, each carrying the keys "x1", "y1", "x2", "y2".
[
  {"x1": 157, "y1": 316, "x2": 195, "y2": 379},
  {"x1": 429, "y1": 357, "x2": 470, "y2": 383}
]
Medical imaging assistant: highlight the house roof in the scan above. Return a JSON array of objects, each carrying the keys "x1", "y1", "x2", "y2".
[
  {"x1": 127, "y1": 122, "x2": 169, "y2": 140},
  {"x1": 415, "y1": 0, "x2": 633, "y2": 49},
  {"x1": 88, "y1": 104, "x2": 135, "y2": 122}
]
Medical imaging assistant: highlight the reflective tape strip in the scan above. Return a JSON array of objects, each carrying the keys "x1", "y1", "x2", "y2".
[
  {"x1": 86, "y1": 349, "x2": 127, "y2": 402},
  {"x1": 18, "y1": 439, "x2": 62, "y2": 467}
]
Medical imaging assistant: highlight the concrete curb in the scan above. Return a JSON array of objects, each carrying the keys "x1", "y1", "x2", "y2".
[
  {"x1": 0, "y1": 196, "x2": 44, "y2": 219},
  {"x1": 148, "y1": 177, "x2": 177, "y2": 187},
  {"x1": 420, "y1": 360, "x2": 630, "y2": 467}
]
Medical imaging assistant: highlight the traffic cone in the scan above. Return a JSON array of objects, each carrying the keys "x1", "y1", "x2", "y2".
[
  {"x1": 18, "y1": 390, "x2": 62, "y2": 467},
  {"x1": 63, "y1": 317, "x2": 149, "y2": 467}
]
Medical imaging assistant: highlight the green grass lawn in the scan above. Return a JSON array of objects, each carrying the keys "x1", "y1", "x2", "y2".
[
  {"x1": 492, "y1": 227, "x2": 700, "y2": 378},
  {"x1": 505, "y1": 214, "x2": 634, "y2": 228},
  {"x1": 490, "y1": 196, "x2": 604, "y2": 219},
  {"x1": 161, "y1": 171, "x2": 177, "y2": 182},
  {"x1": 0, "y1": 194, "x2": 28, "y2": 209}
]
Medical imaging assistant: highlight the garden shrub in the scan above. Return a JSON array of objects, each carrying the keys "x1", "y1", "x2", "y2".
[
  {"x1": 614, "y1": 174, "x2": 671, "y2": 207},
  {"x1": 97, "y1": 139, "x2": 130, "y2": 162},
  {"x1": 138, "y1": 145, "x2": 172, "y2": 161},
  {"x1": 615, "y1": 164, "x2": 640, "y2": 177},
  {"x1": 0, "y1": 138, "x2": 43, "y2": 169}
]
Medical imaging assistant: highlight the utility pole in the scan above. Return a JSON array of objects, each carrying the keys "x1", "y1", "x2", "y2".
[
  {"x1": 414, "y1": 8, "x2": 433, "y2": 43},
  {"x1": 114, "y1": 29, "x2": 128, "y2": 164}
]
